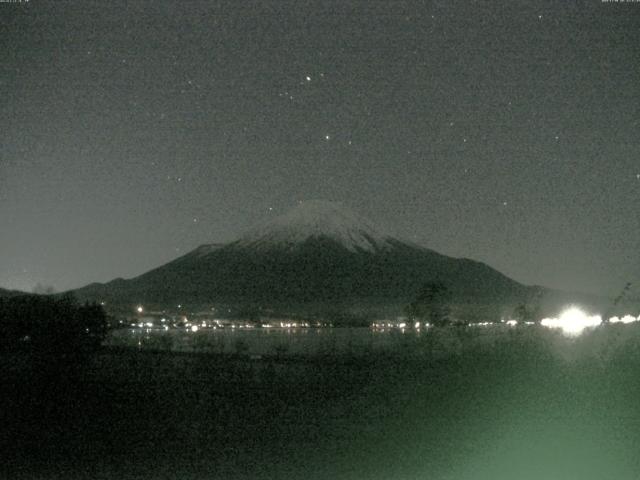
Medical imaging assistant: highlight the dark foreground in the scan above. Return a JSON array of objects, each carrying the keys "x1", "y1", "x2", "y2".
[{"x1": 2, "y1": 326, "x2": 640, "y2": 480}]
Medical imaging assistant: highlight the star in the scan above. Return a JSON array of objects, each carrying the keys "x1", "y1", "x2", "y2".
[
  {"x1": 305, "y1": 75, "x2": 311, "y2": 82},
  {"x1": 325, "y1": 134, "x2": 330, "y2": 140}
]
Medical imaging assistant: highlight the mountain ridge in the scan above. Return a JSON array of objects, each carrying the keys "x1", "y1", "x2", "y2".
[{"x1": 0, "y1": 288, "x2": 29, "y2": 298}]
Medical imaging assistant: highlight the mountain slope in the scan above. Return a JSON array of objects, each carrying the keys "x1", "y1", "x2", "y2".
[{"x1": 74, "y1": 201, "x2": 538, "y2": 317}]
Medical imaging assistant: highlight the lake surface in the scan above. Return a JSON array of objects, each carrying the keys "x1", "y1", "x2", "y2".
[
  {"x1": 105, "y1": 322, "x2": 640, "y2": 359},
  {"x1": 108, "y1": 326, "x2": 409, "y2": 355}
]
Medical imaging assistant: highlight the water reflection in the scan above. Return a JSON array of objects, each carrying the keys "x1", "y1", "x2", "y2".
[{"x1": 106, "y1": 314, "x2": 640, "y2": 358}]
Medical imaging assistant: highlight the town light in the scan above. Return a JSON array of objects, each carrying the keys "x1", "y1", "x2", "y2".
[
  {"x1": 540, "y1": 307, "x2": 601, "y2": 336},
  {"x1": 609, "y1": 315, "x2": 638, "y2": 324}
]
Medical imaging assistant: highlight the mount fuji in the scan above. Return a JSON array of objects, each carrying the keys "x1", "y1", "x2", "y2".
[{"x1": 74, "y1": 200, "x2": 544, "y2": 319}]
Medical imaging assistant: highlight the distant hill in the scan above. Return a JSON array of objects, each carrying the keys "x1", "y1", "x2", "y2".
[
  {"x1": 0, "y1": 288, "x2": 29, "y2": 298},
  {"x1": 72, "y1": 201, "x2": 614, "y2": 321}
]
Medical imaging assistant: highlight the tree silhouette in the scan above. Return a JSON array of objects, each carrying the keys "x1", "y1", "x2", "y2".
[
  {"x1": 603, "y1": 282, "x2": 633, "y2": 322},
  {"x1": 512, "y1": 303, "x2": 535, "y2": 324},
  {"x1": 512, "y1": 288, "x2": 543, "y2": 324},
  {"x1": 0, "y1": 294, "x2": 107, "y2": 356},
  {"x1": 405, "y1": 282, "x2": 452, "y2": 327}
]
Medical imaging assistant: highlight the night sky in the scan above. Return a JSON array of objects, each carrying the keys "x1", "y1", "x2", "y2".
[{"x1": 2, "y1": 0, "x2": 639, "y2": 296}]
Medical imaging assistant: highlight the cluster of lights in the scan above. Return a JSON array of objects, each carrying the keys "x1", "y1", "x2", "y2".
[
  {"x1": 371, "y1": 321, "x2": 432, "y2": 330},
  {"x1": 471, "y1": 322, "x2": 493, "y2": 327},
  {"x1": 369, "y1": 308, "x2": 640, "y2": 337},
  {"x1": 540, "y1": 308, "x2": 603, "y2": 336},
  {"x1": 539, "y1": 308, "x2": 640, "y2": 336},
  {"x1": 609, "y1": 315, "x2": 639, "y2": 325},
  {"x1": 131, "y1": 305, "x2": 639, "y2": 338},
  {"x1": 278, "y1": 321, "x2": 311, "y2": 328}
]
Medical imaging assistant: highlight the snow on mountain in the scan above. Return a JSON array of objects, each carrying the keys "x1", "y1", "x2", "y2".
[
  {"x1": 190, "y1": 243, "x2": 225, "y2": 258},
  {"x1": 234, "y1": 200, "x2": 396, "y2": 252}
]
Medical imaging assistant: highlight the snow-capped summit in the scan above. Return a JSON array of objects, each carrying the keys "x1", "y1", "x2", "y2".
[{"x1": 235, "y1": 200, "x2": 395, "y2": 252}]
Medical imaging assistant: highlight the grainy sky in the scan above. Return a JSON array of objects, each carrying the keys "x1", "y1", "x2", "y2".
[{"x1": 1, "y1": 0, "x2": 639, "y2": 295}]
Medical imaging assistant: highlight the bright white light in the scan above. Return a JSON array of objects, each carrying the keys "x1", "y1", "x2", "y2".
[
  {"x1": 506, "y1": 320, "x2": 517, "y2": 327},
  {"x1": 145, "y1": 322, "x2": 153, "y2": 328},
  {"x1": 540, "y1": 307, "x2": 601, "y2": 336},
  {"x1": 609, "y1": 315, "x2": 638, "y2": 324},
  {"x1": 136, "y1": 306, "x2": 144, "y2": 313},
  {"x1": 414, "y1": 321, "x2": 421, "y2": 329},
  {"x1": 191, "y1": 325, "x2": 199, "y2": 332}
]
